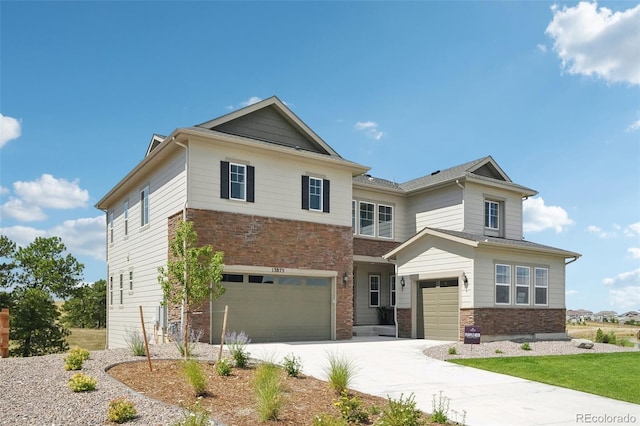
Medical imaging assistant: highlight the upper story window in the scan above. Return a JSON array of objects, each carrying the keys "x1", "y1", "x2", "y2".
[
  {"x1": 378, "y1": 204, "x2": 393, "y2": 239},
  {"x1": 140, "y1": 185, "x2": 149, "y2": 227},
  {"x1": 302, "y1": 175, "x2": 330, "y2": 213},
  {"x1": 220, "y1": 161, "x2": 255, "y2": 202},
  {"x1": 109, "y1": 211, "x2": 114, "y2": 243},
  {"x1": 123, "y1": 200, "x2": 129, "y2": 236},
  {"x1": 495, "y1": 264, "x2": 511, "y2": 304},
  {"x1": 359, "y1": 202, "x2": 375, "y2": 236},
  {"x1": 485, "y1": 200, "x2": 499, "y2": 229},
  {"x1": 352, "y1": 200, "x2": 356, "y2": 234},
  {"x1": 535, "y1": 267, "x2": 548, "y2": 305}
]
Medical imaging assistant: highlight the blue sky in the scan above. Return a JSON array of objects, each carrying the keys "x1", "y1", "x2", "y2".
[{"x1": 1, "y1": 1, "x2": 638, "y2": 313}]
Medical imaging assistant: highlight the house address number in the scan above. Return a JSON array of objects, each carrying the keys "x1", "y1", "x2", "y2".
[{"x1": 272, "y1": 267, "x2": 285, "y2": 273}]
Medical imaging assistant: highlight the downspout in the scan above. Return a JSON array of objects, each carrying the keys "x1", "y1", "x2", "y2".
[
  {"x1": 565, "y1": 256, "x2": 579, "y2": 266},
  {"x1": 99, "y1": 208, "x2": 110, "y2": 349}
]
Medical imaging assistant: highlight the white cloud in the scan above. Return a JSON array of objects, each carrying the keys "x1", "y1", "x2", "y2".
[
  {"x1": 625, "y1": 222, "x2": 640, "y2": 237},
  {"x1": 628, "y1": 247, "x2": 640, "y2": 259},
  {"x1": 0, "y1": 186, "x2": 8, "y2": 196},
  {"x1": 627, "y1": 119, "x2": 640, "y2": 132},
  {"x1": 0, "y1": 114, "x2": 22, "y2": 148},
  {"x1": 0, "y1": 198, "x2": 47, "y2": 222},
  {"x1": 586, "y1": 224, "x2": 615, "y2": 238},
  {"x1": 545, "y1": 2, "x2": 640, "y2": 85},
  {"x1": 13, "y1": 174, "x2": 89, "y2": 209},
  {"x1": 240, "y1": 96, "x2": 262, "y2": 107},
  {"x1": 536, "y1": 43, "x2": 547, "y2": 53},
  {"x1": 354, "y1": 121, "x2": 384, "y2": 141},
  {"x1": 609, "y1": 285, "x2": 640, "y2": 310},
  {"x1": 602, "y1": 268, "x2": 640, "y2": 286},
  {"x1": 0, "y1": 215, "x2": 105, "y2": 261},
  {"x1": 523, "y1": 197, "x2": 575, "y2": 233}
]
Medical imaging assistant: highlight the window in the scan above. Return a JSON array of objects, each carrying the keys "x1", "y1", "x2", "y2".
[
  {"x1": 140, "y1": 185, "x2": 149, "y2": 226},
  {"x1": 123, "y1": 200, "x2": 129, "y2": 236},
  {"x1": 390, "y1": 275, "x2": 396, "y2": 307},
  {"x1": 301, "y1": 176, "x2": 330, "y2": 212},
  {"x1": 352, "y1": 200, "x2": 356, "y2": 234},
  {"x1": 378, "y1": 204, "x2": 393, "y2": 239},
  {"x1": 495, "y1": 264, "x2": 511, "y2": 304},
  {"x1": 109, "y1": 276, "x2": 113, "y2": 306},
  {"x1": 369, "y1": 275, "x2": 380, "y2": 307},
  {"x1": 485, "y1": 200, "x2": 499, "y2": 229},
  {"x1": 220, "y1": 161, "x2": 255, "y2": 202},
  {"x1": 535, "y1": 267, "x2": 548, "y2": 305},
  {"x1": 515, "y1": 266, "x2": 530, "y2": 305},
  {"x1": 359, "y1": 202, "x2": 375, "y2": 236},
  {"x1": 109, "y1": 211, "x2": 114, "y2": 243},
  {"x1": 221, "y1": 274, "x2": 244, "y2": 283},
  {"x1": 119, "y1": 274, "x2": 123, "y2": 305},
  {"x1": 129, "y1": 271, "x2": 133, "y2": 291}
]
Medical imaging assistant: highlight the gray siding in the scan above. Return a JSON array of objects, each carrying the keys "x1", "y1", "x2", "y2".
[{"x1": 408, "y1": 185, "x2": 464, "y2": 234}]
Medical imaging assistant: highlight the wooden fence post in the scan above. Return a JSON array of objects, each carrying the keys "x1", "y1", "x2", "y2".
[{"x1": 0, "y1": 308, "x2": 9, "y2": 358}]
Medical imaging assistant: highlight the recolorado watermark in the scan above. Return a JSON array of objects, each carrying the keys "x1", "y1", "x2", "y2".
[{"x1": 576, "y1": 413, "x2": 637, "y2": 424}]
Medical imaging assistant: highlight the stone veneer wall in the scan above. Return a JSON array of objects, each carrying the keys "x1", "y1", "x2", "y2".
[
  {"x1": 396, "y1": 308, "x2": 412, "y2": 338},
  {"x1": 460, "y1": 308, "x2": 566, "y2": 340},
  {"x1": 353, "y1": 237, "x2": 400, "y2": 258},
  {"x1": 167, "y1": 209, "x2": 355, "y2": 342}
]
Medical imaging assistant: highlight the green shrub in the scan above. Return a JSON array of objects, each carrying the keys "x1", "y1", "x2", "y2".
[
  {"x1": 605, "y1": 331, "x2": 617, "y2": 345},
  {"x1": 520, "y1": 342, "x2": 532, "y2": 351},
  {"x1": 312, "y1": 413, "x2": 348, "y2": 426},
  {"x1": 495, "y1": 349, "x2": 504, "y2": 354},
  {"x1": 378, "y1": 393, "x2": 424, "y2": 426},
  {"x1": 595, "y1": 328, "x2": 605, "y2": 343},
  {"x1": 64, "y1": 347, "x2": 90, "y2": 370},
  {"x1": 324, "y1": 352, "x2": 356, "y2": 395},
  {"x1": 448, "y1": 347, "x2": 457, "y2": 355},
  {"x1": 124, "y1": 328, "x2": 146, "y2": 357},
  {"x1": 216, "y1": 357, "x2": 233, "y2": 376},
  {"x1": 182, "y1": 359, "x2": 208, "y2": 396},
  {"x1": 253, "y1": 362, "x2": 284, "y2": 421},
  {"x1": 172, "y1": 398, "x2": 210, "y2": 426},
  {"x1": 107, "y1": 397, "x2": 137, "y2": 423},
  {"x1": 282, "y1": 353, "x2": 303, "y2": 377},
  {"x1": 431, "y1": 391, "x2": 450, "y2": 424},
  {"x1": 333, "y1": 390, "x2": 369, "y2": 423},
  {"x1": 68, "y1": 372, "x2": 97, "y2": 392},
  {"x1": 69, "y1": 346, "x2": 90, "y2": 360},
  {"x1": 225, "y1": 330, "x2": 251, "y2": 368}
]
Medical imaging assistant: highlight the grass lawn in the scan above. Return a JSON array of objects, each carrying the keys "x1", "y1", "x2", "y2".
[
  {"x1": 66, "y1": 328, "x2": 106, "y2": 351},
  {"x1": 450, "y1": 352, "x2": 640, "y2": 404}
]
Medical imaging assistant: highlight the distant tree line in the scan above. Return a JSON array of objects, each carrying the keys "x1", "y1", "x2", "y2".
[{"x1": 0, "y1": 235, "x2": 105, "y2": 357}]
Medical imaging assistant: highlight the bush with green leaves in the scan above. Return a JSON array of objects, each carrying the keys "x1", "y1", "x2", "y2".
[
  {"x1": 253, "y1": 362, "x2": 285, "y2": 421},
  {"x1": 107, "y1": 397, "x2": 137, "y2": 423},
  {"x1": 182, "y1": 359, "x2": 208, "y2": 396},
  {"x1": 216, "y1": 357, "x2": 233, "y2": 376},
  {"x1": 448, "y1": 347, "x2": 457, "y2": 355},
  {"x1": 595, "y1": 328, "x2": 605, "y2": 343},
  {"x1": 68, "y1": 372, "x2": 97, "y2": 392},
  {"x1": 282, "y1": 353, "x2": 303, "y2": 377},
  {"x1": 225, "y1": 330, "x2": 251, "y2": 368},
  {"x1": 431, "y1": 391, "x2": 450, "y2": 424},
  {"x1": 124, "y1": 328, "x2": 146, "y2": 357},
  {"x1": 312, "y1": 413, "x2": 348, "y2": 426},
  {"x1": 324, "y1": 352, "x2": 356, "y2": 395},
  {"x1": 378, "y1": 393, "x2": 424, "y2": 426},
  {"x1": 333, "y1": 390, "x2": 369, "y2": 423},
  {"x1": 64, "y1": 347, "x2": 90, "y2": 371},
  {"x1": 520, "y1": 342, "x2": 532, "y2": 351},
  {"x1": 172, "y1": 398, "x2": 210, "y2": 426}
]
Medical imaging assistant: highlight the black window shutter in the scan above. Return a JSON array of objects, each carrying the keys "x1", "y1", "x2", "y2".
[
  {"x1": 220, "y1": 161, "x2": 229, "y2": 199},
  {"x1": 247, "y1": 165, "x2": 255, "y2": 203},
  {"x1": 301, "y1": 175, "x2": 309, "y2": 210},
  {"x1": 323, "y1": 179, "x2": 330, "y2": 213}
]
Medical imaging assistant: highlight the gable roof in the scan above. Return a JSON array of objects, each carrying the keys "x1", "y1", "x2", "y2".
[
  {"x1": 195, "y1": 96, "x2": 342, "y2": 158},
  {"x1": 384, "y1": 226, "x2": 581, "y2": 260}
]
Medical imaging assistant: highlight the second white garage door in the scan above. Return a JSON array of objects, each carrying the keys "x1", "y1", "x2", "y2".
[{"x1": 419, "y1": 279, "x2": 459, "y2": 341}]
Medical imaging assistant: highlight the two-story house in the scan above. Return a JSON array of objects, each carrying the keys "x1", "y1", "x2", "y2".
[{"x1": 96, "y1": 96, "x2": 580, "y2": 348}]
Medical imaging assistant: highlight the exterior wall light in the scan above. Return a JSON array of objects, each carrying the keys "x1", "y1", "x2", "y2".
[
  {"x1": 400, "y1": 276, "x2": 405, "y2": 290},
  {"x1": 343, "y1": 272, "x2": 348, "y2": 287},
  {"x1": 462, "y1": 272, "x2": 469, "y2": 289}
]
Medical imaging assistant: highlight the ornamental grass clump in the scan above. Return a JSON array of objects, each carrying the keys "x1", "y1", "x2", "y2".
[
  {"x1": 124, "y1": 328, "x2": 146, "y2": 357},
  {"x1": 182, "y1": 359, "x2": 208, "y2": 396},
  {"x1": 324, "y1": 352, "x2": 356, "y2": 395},
  {"x1": 107, "y1": 397, "x2": 137, "y2": 423},
  {"x1": 253, "y1": 362, "x2": 285, "y2": 421},
  {"x1": 225, "y1": 330, "x2": 251, "y2": 368},
  {"x1": 68, "y1": 372, "x2": 97, "y2": 392}
]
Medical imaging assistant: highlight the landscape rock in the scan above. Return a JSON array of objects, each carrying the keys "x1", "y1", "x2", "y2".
[{"x1": 571, "y1": 338, "x2": 594, "y2": 349}]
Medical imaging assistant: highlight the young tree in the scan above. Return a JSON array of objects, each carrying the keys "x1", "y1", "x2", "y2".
[
  {"x1": 10, "y1": 287, "x2": 70, "y2": 357},
  {"x1": 62, "y1": 279, "x2": 107, "y2": 328},
  {"x1": 0, "y1": 235, "x2": 16, "y2": 288},
  {"x1": 158, "y1": 220, "x2": 224, "y2": 358}
]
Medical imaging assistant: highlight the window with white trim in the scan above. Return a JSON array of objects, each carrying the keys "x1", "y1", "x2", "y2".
[
  {"x1": 535, "y1": 267, "x2": 548, "y2": 305},
  {"x1": 515, "y1": 266, "x2": 530, "y2": 305},
  {"x1": 230, "y1": 163, "x2": 246, "y2": 200},
  {"x1": 109, "y1": 276, "x2": 113, "y2": 306},
  {"x1": 309, "y1": 177, "x2": 323, "y2": 211},
  {"x1": 140, "y1": 185, "x2": 149, "y2": 227},
  {"x1": 302, "y1": 175, "x2": 330, "y2": 212},
  {"x1": 129, "y1": 270, "x2": 133, "y2": 291},
  {"x1": 378, "y1": 204, "x2": 393, "y2": 239},
  {"x1": 109, "y1": 211, "x2": 114, "y2": 243},
  {"x1": 119, "y1": 274, "x2": 123, "y2": 305},
  {"x1": 485, "y1": 200, "x2": 499, "y2": 229},
  {"x1": 359, "y1": 202, "x2": 375, "y2": 236},
  {"x1": 369, "y1": 275, "x2": 380, "y2": 307},
  {"x1": 123, "y1": 200, "x2": 129, "y2": 236},
  {"x1": 390, "y1": 275, "x2": 396, "y2": 307},
  {"x1": 495, "y1": 264, "x2": 511, "y2": 304},
  {"x1": 352, "y1": 200, "x2": 356, "y2": 234}
]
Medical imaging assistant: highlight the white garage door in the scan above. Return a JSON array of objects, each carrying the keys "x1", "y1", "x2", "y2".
[
  {"x1": 210, "y1": 273, "x2": 332, "y2": 343},
  {"x1": 420, "y1": 279, "x2": 459, "y2": 341}
]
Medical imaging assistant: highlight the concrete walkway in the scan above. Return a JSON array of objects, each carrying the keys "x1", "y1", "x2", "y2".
[{"x1": 249, "y1": 337, "x2": 639, "y2": 426}]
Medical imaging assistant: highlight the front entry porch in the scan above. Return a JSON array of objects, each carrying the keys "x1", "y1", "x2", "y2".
[{"x1": 353, "y1": 258, "x2": 396, "y2": 331}]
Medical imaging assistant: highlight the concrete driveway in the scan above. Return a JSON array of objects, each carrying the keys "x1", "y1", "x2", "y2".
[{"x1": 248, "y1": 336, "x2": 639, "y2": 426}]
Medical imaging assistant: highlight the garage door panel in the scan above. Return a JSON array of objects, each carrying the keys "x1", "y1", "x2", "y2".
[{"x1": 420, "y1": 280, "x2": 459, "y2": 341}]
